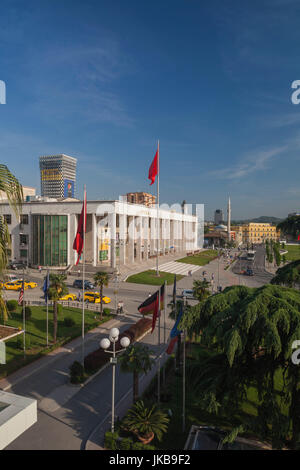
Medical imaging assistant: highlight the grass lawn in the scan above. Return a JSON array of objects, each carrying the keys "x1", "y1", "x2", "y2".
[
  {"x1": 0, "y1": 305, "x2": 112, "y2": 379},
  {"x1": 126, "y1": 270, "x2": 184, "y2": 286},
  {"x1": 177, "y1": 249, "x2": 218, "y2": 266},
  {"x1": 284, "y1": 244, "x2": 300, "y2": 261}
]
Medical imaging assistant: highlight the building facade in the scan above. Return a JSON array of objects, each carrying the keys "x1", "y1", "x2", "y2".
[
  {"x1": 126, "y1": 192, "x2": 156, "y2": 207},
  {"x1": 0, "y1": 199, "x2": 198, "y2": 268},
  {"x1": 239, "y1": 223, "x2": 280, "y2": 244},
  {"x1": 39, "y1": 154, "x2": 77, "y2": 199}
]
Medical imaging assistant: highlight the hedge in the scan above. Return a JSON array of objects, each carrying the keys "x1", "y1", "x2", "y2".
[{"x1": 84, "y1": 317, "x2": 152, "y2": 373}]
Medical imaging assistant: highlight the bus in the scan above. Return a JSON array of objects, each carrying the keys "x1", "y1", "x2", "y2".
[{"x1": 247, "y1": 250, "x2": 255, "y2": 261}]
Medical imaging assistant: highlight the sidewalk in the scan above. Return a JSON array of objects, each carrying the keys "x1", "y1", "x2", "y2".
[
  {"x1": 0, "y1": 315, "x2": 130, "y2": 392},
  {"x1": 85, "y1": 342, "x2": 171, "y2": 450}
]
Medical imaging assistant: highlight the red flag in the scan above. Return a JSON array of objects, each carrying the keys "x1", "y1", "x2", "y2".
[
  {"x1": 148, "y1": 148, "x2": 158, "y2": 185},
  {"x1": 73, "y1": 191, "x2": 87, "y2": 265},
  {"x1": 298, "y1": 234, "x2": 300, "y2": 241},
  {"x1": 166, "y1": 336, "x2": 178, "y2": 354}
]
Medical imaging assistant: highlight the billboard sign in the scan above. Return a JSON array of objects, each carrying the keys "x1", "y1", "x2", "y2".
[{"x1": 64, "y1": 180, "x2": 74, "y2": 198}]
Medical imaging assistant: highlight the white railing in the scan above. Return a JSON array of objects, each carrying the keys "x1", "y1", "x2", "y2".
[{"x1": 24, "y1": 299, "x2": 110, "y2": 312}]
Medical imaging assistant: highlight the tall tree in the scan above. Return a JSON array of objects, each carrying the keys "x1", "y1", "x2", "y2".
[
  {"x1": 93, "y1": 271, "x2": 110, "y2": 320},
  {"x1": 181, "y1": 285, "x2": 300, "y2": 449},
  {"x1": 0, "y1": 165, "x2": 23, "y2": 321},
  {"x1": 193, "y1": 279, "x2": 211, "y2": 302},
  {"x1": 277, "y1": 215, "x2": 300, "y2": 240},
  {"x1": 119, "y1": 344, "x2": 154, "y2": 403},
  {"x1": 271, "y1": 259, "x2": 300, "y2": 288},
  {"x1": 47, "y1": 273, "x2": 68, "y2": 343}
]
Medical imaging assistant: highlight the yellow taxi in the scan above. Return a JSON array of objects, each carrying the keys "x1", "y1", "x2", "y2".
[
  {"x1": 25, "y1": 281, "x2": 38, "y2": 289},
  {"x1": 84, "y1": 291, "x2": 111, "y2": 304},
  {"x1": 59, "y1": 293, "x2": 77, "y2": 301},
  {"x1": 4, "y1": 281, "x2": 29, "y2": 291}
]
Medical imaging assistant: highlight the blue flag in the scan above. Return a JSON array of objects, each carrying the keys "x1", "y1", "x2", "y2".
[
  {"x1": 43, "y1": 273, "x2": 49, "y2": 302},
  {"x1": 170, "y1": 304, "x2": 183, "y2": 339}
]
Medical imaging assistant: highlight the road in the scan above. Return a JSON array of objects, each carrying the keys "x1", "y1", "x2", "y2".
[
  {"x1": 1, "y1": 250, "x2": 275, "y2": 449},
  {"x1": 232, "y1": 245, "x2": 273, "y2": 286}
]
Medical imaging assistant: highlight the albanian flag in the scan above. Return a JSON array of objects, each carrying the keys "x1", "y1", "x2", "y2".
[
  {"x1": 73, "y1": 191, "x2": 87, "y2": 265},
  {"x1": 148, "y1": 147, "x2": 159, "y2": 185},
  {"x1": 138, "y1": 290, "x2": 159, "y2": 333}
]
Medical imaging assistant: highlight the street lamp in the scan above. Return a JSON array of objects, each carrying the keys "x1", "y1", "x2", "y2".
[{"x1": 100, "y1": 327, "x2": 130, "y2": 433}]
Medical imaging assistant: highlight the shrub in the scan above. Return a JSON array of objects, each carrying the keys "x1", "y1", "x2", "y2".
[
  {"x1": 69, "y1": 360, "x2": 84, "y2": 384},
  {"x1": 64, "y1": 317, "x2": 75, "y2": 327},
  {"x1": 6, "y1": 300, "x2": 18, "y2": 312},
  {"x1": 17, "y1": 334, "x2": 31, "y2": 350},
  {"x1": 24, "y1": 306, "x2": 32, "y2": 320},
  {"x1": 119, "y1": 437, "x2": 133, "y2": 450},
  {"x1": 84, "y1": 349, "x2": 109, "y2": 373},
  {"x1": 103, "y1": 308, "x2": 111, "y2": 316},
  {"x1": 131, "y1": 442, "x2": 155, "y2": 450},
  {"x1": 104, "y1": 431, "x2": 119, "y2": 450}
]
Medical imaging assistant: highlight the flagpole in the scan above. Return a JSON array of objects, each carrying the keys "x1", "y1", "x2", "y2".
[
  {"x1": 156, "y1": 140, "x2": 160, "y2": 276},
  {"x1": 46, "y1": 268, "x2": 49, "y2": 347},
  {"x1": 157, "y1": 286, "x2": 161, "y2": 405},
  {"x1": 22, "y1": 267, "x2": 25, "y2": 358},
  {"x1": 163, "y1": 281, "x2": 166, "y2": 344},
  {"x1": 82, "y1": 185, "x2": 86, "y2": 368}
]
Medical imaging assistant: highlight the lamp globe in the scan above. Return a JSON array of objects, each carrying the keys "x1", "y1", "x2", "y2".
[
  {"x1": 110, "y1": 327, "x2": 120, "y2": 339},
  {"x1": 120, "y1": 336, "x2": 130, "y2": 348},
  {"x1": 100, "y1": 338, "x2": 111, "y2": 350}
]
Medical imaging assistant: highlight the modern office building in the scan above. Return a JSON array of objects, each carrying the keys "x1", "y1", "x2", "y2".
[
  {"x1": 0, "y1": 198, "x2": 198, "y2": 268},
  {"x1": 39, "y1": 154, "x2": 77, "y2": 199},
  {"x1": 214, "y1": 209, "x2": 223, "y2": 225}
]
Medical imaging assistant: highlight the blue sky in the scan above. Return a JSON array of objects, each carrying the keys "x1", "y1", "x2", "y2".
[{"x1": 0, "y1": 0, "x2": 300, "y2": 219}]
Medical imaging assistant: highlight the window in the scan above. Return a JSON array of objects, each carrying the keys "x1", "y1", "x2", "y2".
[
  {"x1": 20, "y1": 214, "x2": 28, "y2": 225},
  {"x1": 4, "y1": 214, "x2": 11, "y2": 224},
  {"x1": 20, "y1": 234, "x2": 28, "y2": 245},
  {"x1": 20, "y1": 249, "x2": 27, "y2": 258}
]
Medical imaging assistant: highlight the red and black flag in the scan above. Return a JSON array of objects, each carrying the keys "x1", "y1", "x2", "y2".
[
  {"x1": 73, "y1": 190, "x2": 87, "y2": 265},
  {"x1": 138, "y1": 290, "x2": 159, "y2": 333}
]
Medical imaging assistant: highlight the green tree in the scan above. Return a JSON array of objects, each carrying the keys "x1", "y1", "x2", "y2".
[
  {"x1": 0, "y1": 165, "x2": 23, "y2": 321},
  {"x1": 122, "y1": 400, "x2": 169, "y2": 444},
  {"x1": 47, "y1": 273, "x2": 68, "y2": 343},
  {"x1": 277, "y1": 215, "x2": 300, "y2": 240},
  {"x1": 181, "y1": 284, "x2": 300, "y2": 449},
  {"x1": 193, "y1": 279, "x2": 211, "y2": 302},
  {"x1": 271, "y1": 259, "x2": 300, "y2": 288},
  {"x1": 93, "y1": 271, "x2": 109, "y2": 320},
  {"x1": 119, "y1": 344, "x2": 154, "y2": 403}
]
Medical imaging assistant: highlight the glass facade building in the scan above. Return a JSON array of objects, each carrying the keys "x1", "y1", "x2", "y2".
[{"x1": 32, "y1": 215, "x2": 68, "y2": 266}]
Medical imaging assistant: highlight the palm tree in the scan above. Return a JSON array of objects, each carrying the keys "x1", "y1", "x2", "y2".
[
  {"x1": 119, "y1": 344, "x2": 154, "y2": 403},
  {"x1": 46, "y1": 273, "x2": 68, "y2": 343},
  {"x1": 122, "y1": 400, "x2": 169, "y2": 444},
  {"x1": 93, "y1": 271, "x2": 109, "y2": 320},
  {"x1": 193, "y1": 279, "x2": 211, "y2": 302},
  {"x1": 0, "y1": 165, "x2": 23, "y2": 321}
]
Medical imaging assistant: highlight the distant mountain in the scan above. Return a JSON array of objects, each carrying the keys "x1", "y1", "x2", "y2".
[{"x1": 231, "y1": 216, "x2": 283, "y2": 225}]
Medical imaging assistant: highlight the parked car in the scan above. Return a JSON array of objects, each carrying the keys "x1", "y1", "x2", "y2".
[
  {"x1": 84, "y1": 291, "x2": 111, "y2": 304},
  {"x1": 245, "y1": 268, "x2": 254, "y2": 276},
  {"x1": 8, "y1": 262, "x2": 26, "y2": 270},
  {"x1": 181, "y1": 289, "x2": 195, "y2": 299},
  {"x1": 73, "y1": 279, "x2": 95, "y2": 290},
  {"x1": 59, "y1": 293, "x2": 77, "y2": 301},
  {"x1": 4, "y1": 281, "x2": 28, "y2": 291}
]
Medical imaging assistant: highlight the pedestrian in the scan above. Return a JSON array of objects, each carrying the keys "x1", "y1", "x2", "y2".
[
  {"x1": 120, "y1": 300, "x2": 124, "y2": 314},
  {"x1": 188, "y1": 270, "x2": 192, "y2": 277},
  {"x1": 38, "y1": 265, "x2": 42, "y2": 274},
  {"x1": 78, "y1": 291, "x2": 81, "y2": 302},
  {"x1": 212, "y1": 273, "x2": 215, "y2": 281},
  {"x1": 117, "y1": 301, "x2": 121, "y2": 314},
  {"x1": 148, "y1": 292, "x2": 152, "y2": 297}
]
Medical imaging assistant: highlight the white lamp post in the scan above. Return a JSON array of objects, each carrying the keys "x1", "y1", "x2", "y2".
[{"x1": 100, "y1": 327, "x2": 130, "y2": 433}]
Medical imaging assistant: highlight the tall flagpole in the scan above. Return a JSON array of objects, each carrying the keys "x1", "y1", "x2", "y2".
[
  {"x1": 46, "y1": 268, "x2": 49, "y2": 347},
  {"x1": 82, "y1": 185, "x2": 86, "y2": 367},
  {"x1": 156, "y1": 140, "x2": 160, "y2": 276},
  {"x1": 22, "y1": 267, "x2": 25, "y2": 358},
  {"x1": 157, "y1": 286, "x2": 161, "y2": 405}
]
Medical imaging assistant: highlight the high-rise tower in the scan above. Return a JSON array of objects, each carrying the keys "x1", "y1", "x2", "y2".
[
  {"x1": 227, "y1": 197, "x2": 231, "y2": 240},
  {"x1": 39, "y1": 154, "x2": 77, "y2": 198}
]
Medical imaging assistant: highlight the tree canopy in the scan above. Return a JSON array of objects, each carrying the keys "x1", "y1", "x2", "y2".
[
  {"x1": 181, "y1": 284, "x2": 300, "y2": 449},
  {"x1": 277, "y1": 215, "x2": 300, "y2": 239},
  {"x1": 271, "y1": 259, "x2": 300, "y2": 288}
]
